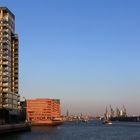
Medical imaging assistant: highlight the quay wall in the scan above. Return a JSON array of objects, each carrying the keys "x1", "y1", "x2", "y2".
[
  {"x1": 0, "y1": 123, "x2": 31, "y2": 134},
  {"x1": 111, "y1": 116, "x2": 140, "y2": 122}
]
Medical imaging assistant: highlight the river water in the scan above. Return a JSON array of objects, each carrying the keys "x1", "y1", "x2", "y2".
[{"x1": 2, "y1": 121, "x2": 140, "y2": 140}]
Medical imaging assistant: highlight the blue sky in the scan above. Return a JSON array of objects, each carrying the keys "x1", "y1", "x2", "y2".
[{"x1": 1, "y1": 0, "x2": 140, "y2": 115}]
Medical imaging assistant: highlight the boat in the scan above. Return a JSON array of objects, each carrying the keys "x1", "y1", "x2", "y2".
[
  {"x1": 103, "y1": 107, "x2": 112, "y2": 125},
  {"x1": 81, "y1": 119, "x2": 88, "y2": 122},
  {"x1": 103, "y1": 120, "x2": 112, "y2": 125}
]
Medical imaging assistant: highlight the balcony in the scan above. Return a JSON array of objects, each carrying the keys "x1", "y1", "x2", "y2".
[
  {"x1": 3, "y1": 104, "x2": 12, "y2": 109},
  {"x1": 14, "y1": 84, "x2": 18, "y2": 88},
  {"x1": 14, "y1": 45, "x2": 18, "y2": 48},
  {"x1": 14, "y1": 61, "x2": 18, "y2": 64},
  {"x1": 14, "y1": 87, "x2": 18, "y2": 90},
  {"x1": 1, "y1": 23, "x2": 8, "y2": 27},
  {"x1": 0, "y1": 40, "x2": 10, "y2": 46},
  {"x1": 13, "y1": 105, "x2": 18, "y2": 109},
  {"x1": 14, "y1": 80, "x2": 18, "y2": 83},
  {"x1": 3, "y1": 45, "x2": 8, "y2": 49},
  {"x1": 2, "y1": 93, "x2": 12, "y2": 98},
  {"x1": 2, "y1": 56, "x2": 9, "y2": 59},
  {"x1": 2, "y1": 67, "x2": 9, "y2": 72},
  {"x1": 0, "y1": 19, "x2": 8, "y2": 23},
  {"x1": 2, "y1": 93, "x2": 8, "y2": 98},
  {"x1": 14, "y1": 57, "x2": 18, "y2": 61},
  {"x1": 14, "y1": 65, "x2": 18, "y2": 68},
  {"x1": 3, "y1": 98, "x2": 8, "y2": 103},
  {"x1": 14, "y1": 89, "x2": 18, "y2": 93},
  {"x1": 0, "y1": 34, "x2": 8, "y2": 38},
  {"x1": 14, "y1": 80, "x2": 18, "y2": 84},
  {"x1": 14, "y1": 74, "x2": 18, "y2": 78},
  {"x1": 14, "y1": 70, "x2": 18, "y2": 74},
  {"x1": 12, "y1": 93, "x2": 18, "y2": 98},
  {"x1": 2, "y1": 88, "x2": 9, "y2": 92},
  {"x1": 3, "y1": 51, "x2": 9, "y2": 55},
  {"x1": 3, "y1": 72, "x2": 9, "y2": 77},
  {"x1": 0, "y1": 99, "x2": 2, "y2": 104},
  {"x1": 14, "y1": 54, "x2": 18, "y2": 58},
  {"x1": 0, "y1": 104, "x2": 2, "y2": 108},
  {"x1": 2, "y1": 104, "x2": 8, "y2": 108},
  {"x1": 2, "y1": 83, "x2": 10, "y2": 88},
  {"x1": 2, "y1": 78, "x2": 9, "y2": 82},
  {"x1": 0, "y1": 29, "x2": 8, "y2": 32},
  {"x1": 2, "y1": 61, "x2": 8, "y2": 65},
  {"x1": 2, "y1": 83, "x2": 9, "y2": 87},
  {"x1": 0, "y1": 39, "x2": 8, "y2": 43}
]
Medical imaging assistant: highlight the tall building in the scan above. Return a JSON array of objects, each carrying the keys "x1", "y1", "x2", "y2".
[{"x1": 0, "y1": 7, "x2": 19, "y2": 123}]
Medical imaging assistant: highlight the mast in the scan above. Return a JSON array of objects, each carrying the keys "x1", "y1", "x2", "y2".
[
  {"x1": 110, "y1": 105, "x2": 114, "y2": 118},
  {"x1": 122, "y1": 105, "x2": 127, "y2": 117},
  {"x1": 116, "y1": 107, "x2": 120, "y2": 117},
  {"x1": 104, "y1": 106, "x2": 109, "y2": 120}
]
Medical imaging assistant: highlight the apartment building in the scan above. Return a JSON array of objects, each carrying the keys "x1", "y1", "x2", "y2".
[
  {"x1": 26, "y1": 98, "x2": 61, "y2": 123},
  {"x1": 0, "y1": 7, "x2": 19, "y2": 123}
]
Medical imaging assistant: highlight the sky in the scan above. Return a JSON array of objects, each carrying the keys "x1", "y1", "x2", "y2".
[{"x1": 0, "y1": 0, "x2": 140, "y2": 116}]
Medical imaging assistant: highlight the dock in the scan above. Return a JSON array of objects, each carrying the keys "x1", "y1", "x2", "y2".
[
  {"x1": 0, "y1": 123, "x2": 31, "y2": 134},
  {"x1": 111, "y1": 116, "x2": 140, "y2": 122}
]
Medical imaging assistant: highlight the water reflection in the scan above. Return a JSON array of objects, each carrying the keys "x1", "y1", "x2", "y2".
[{"x1": 1, "y1": 121, "x2": 140, "y2": 140}]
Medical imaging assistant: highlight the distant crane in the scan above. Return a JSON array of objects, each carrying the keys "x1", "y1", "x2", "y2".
[
  {"x1": 110, "y1": 105, "x2": 115, "y2": 118},
  {"x1": 122, "y1": 105, "x2": 127, "y2": 117},
  {"x1": 104, "y1": 106, "x2": 109, "y2": 120},
  {"x1": 116, "y1": 107, "x2": 120, "y2": 117},
  {"x1": 66, "y1": 110, "x2": 69, "y2": 117}
]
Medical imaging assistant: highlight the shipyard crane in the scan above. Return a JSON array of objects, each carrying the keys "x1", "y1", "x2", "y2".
[
  {"x1": 122, "y1": 105, "x2": 127, "y2": 117},
  {"x1": 116, "y1": 107, "x2": 120, "y2": 117},
  {"x1": 110, "y1": 105, "x2": 115, "y2": 118}
]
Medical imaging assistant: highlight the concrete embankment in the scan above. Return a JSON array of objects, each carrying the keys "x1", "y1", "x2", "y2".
[{"x1": 0, "y1": 123, "x2": 31, "y2": 134}]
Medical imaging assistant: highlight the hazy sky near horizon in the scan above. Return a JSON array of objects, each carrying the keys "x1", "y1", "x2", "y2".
[{"x1": 1, "y1": 0, "x2": 140, "y2": 115}]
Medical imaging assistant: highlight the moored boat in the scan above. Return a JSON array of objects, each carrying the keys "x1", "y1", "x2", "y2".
[
  {"x1": 81, "y1": 119, "x2": 88, "y2": 122},
  {"x1": 103, "y1": 107, "x2": 112, "y2": 125},
  {"x1": 103, "y1": 120, "x2": 112, "y2": 125}
]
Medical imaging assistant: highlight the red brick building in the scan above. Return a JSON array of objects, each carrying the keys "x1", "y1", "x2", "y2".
[{"x1": 26, "y1": 98, "x2": 61, "y2": 123}]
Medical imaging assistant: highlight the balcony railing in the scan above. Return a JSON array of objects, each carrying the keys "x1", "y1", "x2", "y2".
[{"x1": 2, "y1": 88, "x2": 9, "y2": 92}]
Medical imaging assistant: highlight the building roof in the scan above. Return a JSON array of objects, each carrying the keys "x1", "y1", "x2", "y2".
[{"x1": 0, "y1": 7, "x2": 15, "y2": 19}]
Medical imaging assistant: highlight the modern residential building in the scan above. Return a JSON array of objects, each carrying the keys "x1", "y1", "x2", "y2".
[
  {"x1": 26, "y1": 98, "x2": 62, "y2": 125},
  {"x1": 0, "y1": 7, "x2": 20, "y2": 124}
]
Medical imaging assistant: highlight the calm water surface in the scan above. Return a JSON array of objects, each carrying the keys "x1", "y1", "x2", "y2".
[{"x1": 1, "y1": 121, "x2": 140, "y2": 140}]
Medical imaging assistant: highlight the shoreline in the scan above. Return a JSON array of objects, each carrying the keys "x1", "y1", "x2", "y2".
[{"x1": 0, "y1": 123, "x2": 31, "y2": 134}]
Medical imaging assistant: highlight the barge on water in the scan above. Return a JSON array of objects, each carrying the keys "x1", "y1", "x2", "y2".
[{"x1": 111, "y1": 116, "x2": 140, "y2": 122}]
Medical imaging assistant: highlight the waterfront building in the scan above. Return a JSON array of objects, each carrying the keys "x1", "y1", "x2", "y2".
[
  {"x1": 0, "y1": 7, "x2": 19, "y2": 124},
  {"x1": 26, "y1": 98, "x2": 61, "y2": 125}
]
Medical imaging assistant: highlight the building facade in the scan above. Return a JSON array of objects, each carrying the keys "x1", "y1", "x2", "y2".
[
  {"x1": 26, "y1": 98, "x2": 61, "y2": 122},
  {"x1": 0, "y1": 7, "x2": 19, "y2": 123}
]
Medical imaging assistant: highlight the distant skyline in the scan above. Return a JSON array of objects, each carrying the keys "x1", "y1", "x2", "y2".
[{"x1": 1, "y1": 0, "x2": 140, "y2": 116}]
